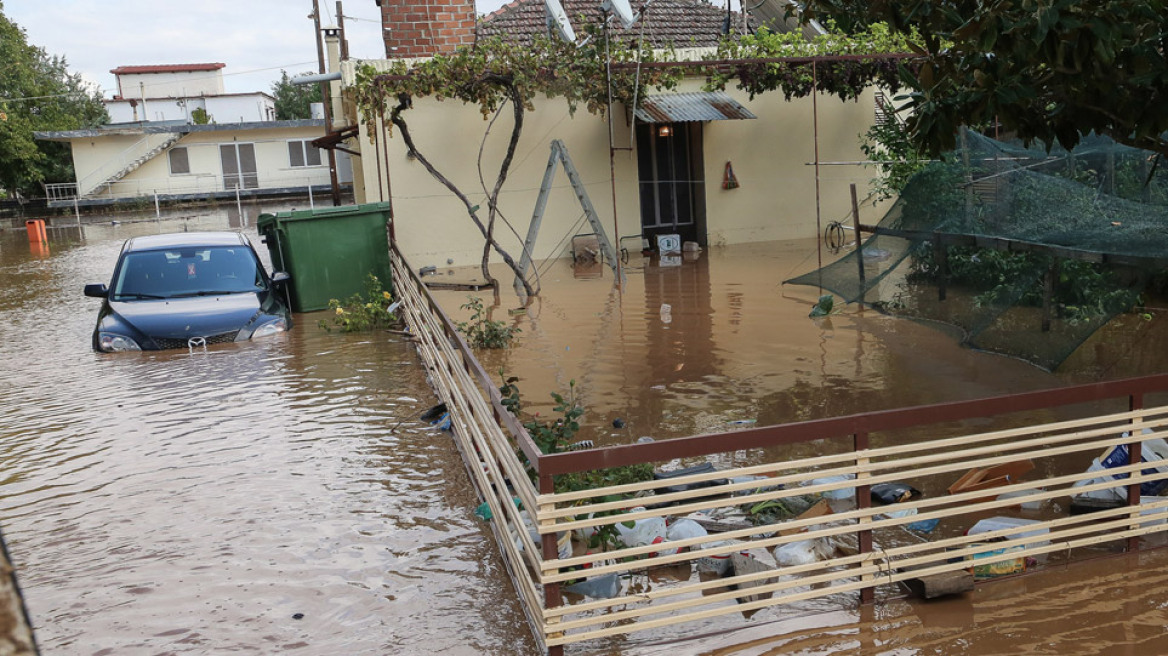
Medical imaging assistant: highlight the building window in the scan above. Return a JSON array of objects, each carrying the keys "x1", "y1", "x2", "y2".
[
  {"x1": 168, "y1": 147, "x2": 190, "y2": 175},
  {"x1": 288, "y1": 140, "x2": 323, "y2": 167}
]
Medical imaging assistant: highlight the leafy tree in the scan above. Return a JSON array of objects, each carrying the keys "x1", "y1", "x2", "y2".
[
  {"x1": 271, "y1": 70, "x2": 322, "y2": 120},
  {"x1": 802, "y1": 0, "x2": 1168, "y2": 158},
  {"x1": 0, "y1": 2, "x2": 108, "y2": 197}
]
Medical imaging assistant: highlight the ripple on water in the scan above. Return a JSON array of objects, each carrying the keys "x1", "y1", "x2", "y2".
[{"x1": 0, "y1": 223, "x2": 534, "y2": 655}]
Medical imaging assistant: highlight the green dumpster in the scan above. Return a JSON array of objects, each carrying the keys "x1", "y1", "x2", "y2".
[{"x1": 257, "y1": 202, "x2": 392, "y2": 313}]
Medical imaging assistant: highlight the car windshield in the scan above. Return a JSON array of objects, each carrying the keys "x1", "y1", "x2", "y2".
[{"x1": 111, "y1": 246, "x2": 266, "y2": 300}]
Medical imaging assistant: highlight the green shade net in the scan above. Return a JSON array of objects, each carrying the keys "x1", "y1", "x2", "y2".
[{"x1": 787, "y1": 129, "x2": 1168, "y2": 370}]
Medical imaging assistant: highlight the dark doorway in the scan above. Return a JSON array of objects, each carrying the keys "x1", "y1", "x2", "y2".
[{"x1": 636, "y1": 122, "x2": 707, "y2": 247}]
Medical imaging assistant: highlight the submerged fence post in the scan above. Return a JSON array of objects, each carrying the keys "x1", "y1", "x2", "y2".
[
  {"x1": 934, "y1": 239, "x2": 948, "y2": 302},
  {"x1": 74, "y1": 197, "x2": 84, "y2": 241},
  {"x1": 539, "y1": 471, "x2": 564, "y2": 656},
  {"x1": 1128, "y1": 392, "x2": 1145, "y2": 552},
  {"x1": 1041, "y1": 260, "x2": 1059, "y2": 332},
  {"x1": 855, "y1": 431, "x2": 874, "y2": 604}
]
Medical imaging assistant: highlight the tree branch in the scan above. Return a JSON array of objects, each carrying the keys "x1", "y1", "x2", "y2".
[{"x1": 389, "y1": 94, "x2": 536, "y2": 297}]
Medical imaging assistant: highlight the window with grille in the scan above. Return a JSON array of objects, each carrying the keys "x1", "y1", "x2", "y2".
[
  {"x1": 288, "y1": 140, "x2": 323, "y2": 167},
  {"x1": 168, "y1": 147, "x2": 190, "y2": 175}
]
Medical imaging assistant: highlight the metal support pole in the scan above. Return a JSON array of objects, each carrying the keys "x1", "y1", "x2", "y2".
[
  {"x1": 812, "y1": 61, "x2": 822, "y2": 276},
  {"x1": 603, "y1": 18, "x2": 623, "y2": 288},
  {"x1": 850, "y1": 183, "x2": 864, "y2": 309},
  {"x1": 309, "y1": 184, "x2": 315, "y2": 210},
  {"x1": 375, "y1": 107, "x2": 385, "y2": 203},
  {"x1": 382, "y1": 108, "x2": 395, "y2": 243},
  {"x1": 154, "y1": 192, "x2": 161, "y2": 218}
]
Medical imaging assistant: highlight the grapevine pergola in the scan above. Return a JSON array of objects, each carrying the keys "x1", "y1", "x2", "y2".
[{"x1": 350, "y1": 24, "x2": 918, "y2": 296}]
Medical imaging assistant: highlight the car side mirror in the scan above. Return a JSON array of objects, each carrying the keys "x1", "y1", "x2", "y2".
[
  {"x1": 84, "y1": 283, "x2": 108, "y2": 298},
  {"x1": 271, "y1": 271, "x2": 290, "y2": 285}
]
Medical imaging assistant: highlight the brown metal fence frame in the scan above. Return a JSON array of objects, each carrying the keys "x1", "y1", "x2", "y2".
[{"x1": 390, "y1": 241, "x2": 1168, "y2": 655}]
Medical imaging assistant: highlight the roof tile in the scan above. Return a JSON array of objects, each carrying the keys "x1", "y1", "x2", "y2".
[{"x1": 479, "y1": 0, "x2": 755, "y2": 48}]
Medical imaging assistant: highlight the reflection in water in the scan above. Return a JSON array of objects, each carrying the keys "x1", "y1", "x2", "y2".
[
  {"x1": 4, "y1": 211, "x2": 1168, "y2": 655},
  {"x1": 435, "y1": 240, "x2": 1168, "y2": 654},
  {"x1": 0, "y1": 210, "x2": 533, "y2": 655}
]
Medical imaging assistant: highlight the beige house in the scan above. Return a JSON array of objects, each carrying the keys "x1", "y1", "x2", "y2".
[
  {"x1": 36, "y1": 63, "x2": 350, "y2": 207},
  {"x1": 331, "y1": 0, "x2": 881, "y2": 269}
]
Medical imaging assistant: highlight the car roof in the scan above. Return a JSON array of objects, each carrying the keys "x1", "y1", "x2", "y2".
[{"x1": 124, "y1": 231, "x2": 250, "y2": 252}]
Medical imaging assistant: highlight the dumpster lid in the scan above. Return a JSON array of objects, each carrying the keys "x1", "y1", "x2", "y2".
[{"x1": 258, "y1": 201, "x2": 392, "y2": 227}]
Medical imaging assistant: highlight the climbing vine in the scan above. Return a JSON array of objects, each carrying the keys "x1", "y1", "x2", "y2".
[{"x1": 350, "y1": 22, "x2": 917, "y2": 296}]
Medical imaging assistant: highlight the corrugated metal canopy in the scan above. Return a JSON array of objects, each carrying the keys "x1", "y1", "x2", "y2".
[{"x1": 634, "y1": 91, "x2": 757, "y2": 123}]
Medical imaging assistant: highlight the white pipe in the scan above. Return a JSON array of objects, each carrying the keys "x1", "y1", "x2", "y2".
[{"x1": 291, "y1": 72, "x2": 341, "y2": 85}]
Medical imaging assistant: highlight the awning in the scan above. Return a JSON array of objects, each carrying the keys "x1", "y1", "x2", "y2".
[{"x1": 633, "y1": 91, "x2": 756, "y2": 123}]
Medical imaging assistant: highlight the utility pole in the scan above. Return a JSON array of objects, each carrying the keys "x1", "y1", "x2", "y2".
[{"x1": 313, "y1": 0, "x2": 342, "y2": 206}]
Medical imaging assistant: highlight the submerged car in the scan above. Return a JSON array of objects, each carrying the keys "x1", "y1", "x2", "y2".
[{"x1": 84, "y1": 231, "x2": 292, "y2": 352}]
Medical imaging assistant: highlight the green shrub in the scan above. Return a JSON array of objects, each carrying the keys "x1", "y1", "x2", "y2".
[
  {"x1": 318, "y1": 274, "x2": 398, "y2": 332},
  {"x1": 457, "y1": 295, "x2": 518, "y2": 348}
]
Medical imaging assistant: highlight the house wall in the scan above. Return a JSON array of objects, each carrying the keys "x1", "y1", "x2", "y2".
[
  {"x1": 106, "y1": 94, "x2": 276, "y2": 125},
  {"x1": 69, "y1": 125, "x2": 339, "y2": 199},
  {"x1": 116, "y1": 70, "x2": 225, "y2": 99},
  {"x1": 348, "y1": 75, "x2": 878, "y2": 269}
]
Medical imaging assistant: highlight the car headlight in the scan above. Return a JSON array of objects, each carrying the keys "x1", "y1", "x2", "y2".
[
  {"x1": 98, "y1": 332, "x2": 142, "y2": 352},
  {"x1": 250, "y1": 318, "x2": 288, "y2": 339}
]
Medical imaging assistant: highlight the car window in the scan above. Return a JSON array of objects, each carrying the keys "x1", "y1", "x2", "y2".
[{"x1": 112, "y1": 247, "x2": 265, "y2": 300}]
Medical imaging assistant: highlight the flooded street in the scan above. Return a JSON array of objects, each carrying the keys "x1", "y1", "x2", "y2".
[
  {"x1": 3, "y1": 206, "x2": 1168, "y2": 655},
  {"x1": 0, "y1": 207, "x2": 533, "y2": 655}
]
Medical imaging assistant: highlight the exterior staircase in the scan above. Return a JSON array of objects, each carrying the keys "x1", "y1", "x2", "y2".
[{"x1": 79, "y1": 132, "x2": 183, "y2": 197}]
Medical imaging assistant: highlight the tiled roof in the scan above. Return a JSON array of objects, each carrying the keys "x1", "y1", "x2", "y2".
[
  {"x1": 110, "y1": 63, "x2": 226, "y2": 75},
  {"x1": 479, "y1": 0, "x2": 755, "y2": 48}
]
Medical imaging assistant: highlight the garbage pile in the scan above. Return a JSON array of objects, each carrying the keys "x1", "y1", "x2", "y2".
[{"x1": 475, "y1": 433, "x2": 1168, "y2": 602}]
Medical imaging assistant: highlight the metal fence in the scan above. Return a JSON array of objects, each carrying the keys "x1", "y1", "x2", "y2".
[{"x1": 389, "y1": 241, "x2": 1168, "y2": 655}]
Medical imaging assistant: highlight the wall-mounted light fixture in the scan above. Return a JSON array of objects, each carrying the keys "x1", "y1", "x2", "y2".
[{"x1": 657, "y1": 125, "x2": 673, "y2": 137}]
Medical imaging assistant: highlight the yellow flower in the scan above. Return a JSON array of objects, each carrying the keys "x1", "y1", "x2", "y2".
[
  {"x1": 335, "y1": 307, "x2": 345, "y2": 315},
  {"x1": 382, "y1": 291, "x2": 391, "y2": 300}
]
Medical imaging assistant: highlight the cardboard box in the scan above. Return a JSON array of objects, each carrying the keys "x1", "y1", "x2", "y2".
[
  {"x1": 778, "y1": 499, "x2": 833, "y2": 536},
  {"x1": 948, "y1": 459, "x2": 1035, "y2": 501}
]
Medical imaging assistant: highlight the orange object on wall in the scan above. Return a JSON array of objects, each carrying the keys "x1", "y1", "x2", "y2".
[{"x1": 25, "y1": 219, "x2": 47, "y2": 244}]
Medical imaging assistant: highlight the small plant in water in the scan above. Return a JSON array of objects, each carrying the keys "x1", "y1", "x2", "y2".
[
  {"x1": 457, "y1": 295, "x2": 518, "y2": 349},
  {"x1": 500, "y1": 374, "x2": 652, "y2": 551},
  {"x1": 318, "y1": 274, "x2": 399, "y2": 332}
]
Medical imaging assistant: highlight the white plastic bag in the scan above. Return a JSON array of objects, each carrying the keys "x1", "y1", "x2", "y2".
[
  {"x1": 774, "y1": 537, "x2": 836, "y2": 567},
  {"x1": 803, "y1": 473, "x2": 856, "y2": 500},
  {"x1": 615, "y1": 511, "x2": 666, "y2": 549}
]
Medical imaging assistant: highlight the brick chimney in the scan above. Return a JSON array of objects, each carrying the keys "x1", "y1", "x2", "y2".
[{"x1": 378, "y1": 0, "x2": 477, "y2": 58}]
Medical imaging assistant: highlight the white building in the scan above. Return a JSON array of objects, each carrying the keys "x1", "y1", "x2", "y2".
[
  {"x1": 36, "y1": 63, "x2": 349, "y2": 206},
  {"x1": 105, "y1": 63, "x2": 276, "y2": 124}
]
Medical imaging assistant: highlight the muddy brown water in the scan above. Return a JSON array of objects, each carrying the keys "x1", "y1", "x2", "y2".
[{"x1": 3, "y1": 210, "x2": 1168, "y2": 655}]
